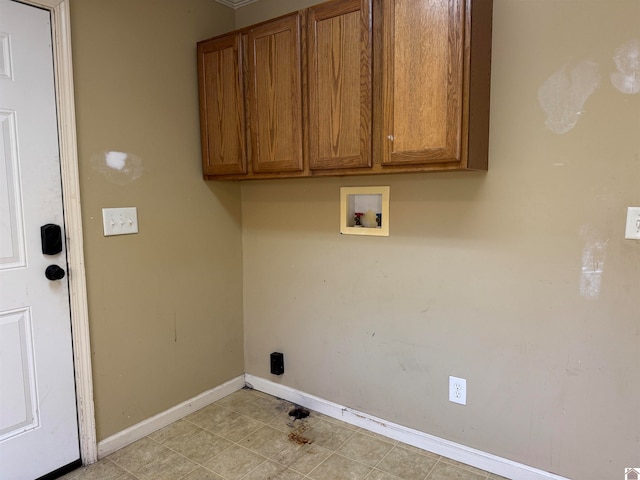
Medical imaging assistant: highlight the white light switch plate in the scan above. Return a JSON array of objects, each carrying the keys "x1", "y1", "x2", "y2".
[
  {"x1": 102, "y1": 207, "x2": 138, "y2": 236},
  {"x1": 625, "y1": 207, "x2": 640, "y2": 240}
]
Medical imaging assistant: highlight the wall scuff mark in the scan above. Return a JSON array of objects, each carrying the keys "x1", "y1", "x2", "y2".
[
  {"x1": 579, "y1": 227, "x2": 608, "y2": 300},
  {"x1": 91, "y1": 150, "x2": 143, "y2": 185},
  {"x1": 538, "y1": 60, "x2": 601, "y2": 134},
  {"x1": 610, "y1": 38, "x2": 640, "y2": 95}
]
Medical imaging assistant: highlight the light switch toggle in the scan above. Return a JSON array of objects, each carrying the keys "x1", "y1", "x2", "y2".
[
  {"x1": 625, "y1": 207, "x2": 640, "y2": 240},
  {"x1": 102, "y1": 207, "x2": 139, "y2": 236}
]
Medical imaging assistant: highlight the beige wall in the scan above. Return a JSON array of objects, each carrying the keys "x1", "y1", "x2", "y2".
[
  {"x1": 70, "y1": 0, "x2": 243, "y2": 440},
  {"x1": 68, "y1": 0, "x2": 639, "y2": 476},
  {"x1": 240, "y1": 1, "x2": 640, "y2": 479}
]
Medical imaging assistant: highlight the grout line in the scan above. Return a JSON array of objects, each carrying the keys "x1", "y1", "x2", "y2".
[
  {"x1": 336, "y1": 425, "x2": 358, "y2": 450},
  {"x1": 303, "y1": 450, "x2": 329, "y2": 479},
  {"x1": 424, "y1": 456, "x2": 441, "y2": 480},
  {"x1": 142, "y1": 434, "x2": 218, "y2": 480},
  {"x1": 367, "y1": 442, "x2": 396, "y2": 479},
  {"x1": 104, "y1": 458, "x2": 142, "y2": 480},
  {"x1": 181, "y1": 394, "x2": 301, "y2": 479},
  {"x1": 236, "y1": 457, "x2": 270, "y2": 480},
  {"x1": 364, "y1": 441, "x2": 387, "y2": 476},
  {"x1": 143, "y1": 418, "x2": 246, "y2": 480}
]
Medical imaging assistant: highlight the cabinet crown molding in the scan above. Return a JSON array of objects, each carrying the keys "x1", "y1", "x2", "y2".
[{"x1": 215, "y1": 0, "x2": 259, "y2": 9}]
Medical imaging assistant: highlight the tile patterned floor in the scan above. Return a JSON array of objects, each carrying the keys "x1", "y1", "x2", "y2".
[{"x1": 62, "y1": 388, "x2": 508, "y2": 480}]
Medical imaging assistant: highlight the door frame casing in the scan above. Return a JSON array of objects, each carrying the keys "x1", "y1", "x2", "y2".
[{"x1": 19, "y1": 0, "x2": 97, "y2": 464}]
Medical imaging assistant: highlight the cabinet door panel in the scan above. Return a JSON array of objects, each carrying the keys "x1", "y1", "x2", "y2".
[
  {"x1": 308, "y1": 0, "x2": 372, "y2": 171},
  {"x1": 198, "y1": 34, "x2": 247, "y2": 176},
  {"x1": 382, "y1": 0, "x2": 463, "y2": 165},
  {"x1": 248, "y1": 14, "x2": 304, "y2": 173}
]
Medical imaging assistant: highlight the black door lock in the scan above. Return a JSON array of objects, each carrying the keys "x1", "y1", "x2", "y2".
[{"x1": 41, "y1": 224, "x2": 63, "y2": 255}]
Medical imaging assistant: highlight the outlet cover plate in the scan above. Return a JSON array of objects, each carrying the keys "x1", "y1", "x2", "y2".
[
  {"x1": 625, "y1": 207, "x2": 640, "y2": 240},
  {"x1": 449, "y1": 376, "x2": 467, "y2": 405}
]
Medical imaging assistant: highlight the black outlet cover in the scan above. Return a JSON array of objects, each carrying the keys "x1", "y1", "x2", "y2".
[{"x1": 270, "y1": 352, "x2": 284, "y2": 375}]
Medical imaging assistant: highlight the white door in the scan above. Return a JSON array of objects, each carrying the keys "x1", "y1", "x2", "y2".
[{"x1": 0, "y1": 0, "x2": 81, "y2": 478}]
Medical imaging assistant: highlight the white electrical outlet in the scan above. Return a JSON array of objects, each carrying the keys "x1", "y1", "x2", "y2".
[
  {"x1": 102, "y1": 207, "x2": 139, "y2": 236},
  {"x1": 625, "y1": 207, "x2": 640, "y2": 240},
  {"x1": 449, "y1": 376, "x2": 467, "y2": 405}
]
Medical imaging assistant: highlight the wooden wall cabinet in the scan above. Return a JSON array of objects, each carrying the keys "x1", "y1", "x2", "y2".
[
  {"x1": 247, "y1": 13, "x2": 304, "y2": 174},
  {"x1": 374, "y1": 0, "x2": 492, "y2": 173},
  {"x1": 197, "y1": 13, "x2": 305, "y2": 178},
  {"x1": 307, "y1": 0, "x2": 372, "y2": 172},
  {"x1": 197, "y1": 34, "x2": 246, "y2": 176},
  {"x1": 380, "y1": 0, "x2": 465, "y2": 167},
  {"x1": 197, "y1": 0, "x2": 492, "y2": 180}
]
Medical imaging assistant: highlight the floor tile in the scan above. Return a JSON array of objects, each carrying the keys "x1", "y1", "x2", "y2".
[
  {"x1": 426, "y1": 461, "x2": 487, "y2": 480},
  {"x1": 131, "y1": 452, "x2": 197, "y2": 480},
  {"x1": 107, "y1": 437, "x2": 198, "y2": 480},
  {"x1": 376, "y1": 445, "x2": 439, "y2": 480},
  {"x1": 179, "y1": 467, "x2": 225, "y2": 480},
  {"x1": 395, "y1": 443, "x2": 436, "y2": 456},
  {"x1": 148, "y1": 419, "x2": 200, "y2": 445},
  {"x1": 308, "y1": 453, "x2": 373, "y2": 480},
  {"x1": 165, "y1": 428, "x2": 233, "y2": 464},
  {"x1": 107, "y1": 437, "x2": 168, "y2": 472},
  {"x1": 340, "y1": 431, "x2": 395, "y2": 466},
  {"x1": 356, "y1": 428, "x2": 399, "y2": 445},
  {"x1": 439, "y1": 457, "x2": 492, "y2": 478},
  {"x1": 250, "y1": 395, "x2": 295, "y2": 420},
  {"x1": 204, "y1": 444, "x2": 266, "y2": 480},
  {"x1": 240, "y1": 425, "x2": 292, "y2": 457},
  {"x1": 59, "y1": 459, "x2": 133, "y2": 480},
  {"x1": 304, "y1": 418, "x2": 357, "y2": 450},
  {"x1": 270, "y1": 442, "x2": 333, "y2": 474},
  {"x1": 313, "y1": 412, "x2": 359, "y2": 430},
  {"x1": 187, "y1": 403, "x2": 263, "y2": 442},
  {"x1": 241, "y1": 460, "x2": 305, "y2": 480},
  {"x1": 216, "y1": 388, "x2": 293, "y2": 423},
  {"x1": 61, "y1": 389, "x2": 495, "y2": 480},
  {"x1": 185, "y1": 403, "x2": 232, "y2": 430},
  {"x1": 366, "y1": 470, "x2": 405, "y2": 480},
  {"x1": 215, "y1": 389, "x2": 257, "y2": 411}
]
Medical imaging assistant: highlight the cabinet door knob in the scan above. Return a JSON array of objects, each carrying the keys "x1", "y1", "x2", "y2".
[{"x1": 387, "y1": 135, "x2": 394, "y2": 141}]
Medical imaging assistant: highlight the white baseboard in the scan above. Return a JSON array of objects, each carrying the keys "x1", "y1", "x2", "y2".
[
  {"x1": 97, "y1": 375, "x2": 245, "y2": 458},
  {"x1": 96, "y1": 373, "x2": 569, "y2": 480},
  {"x1": 245, "y1": 374, "x2": 569, "y2": 480}
]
